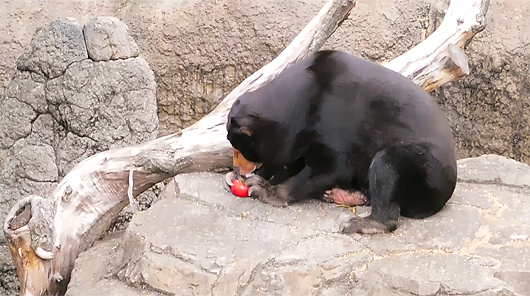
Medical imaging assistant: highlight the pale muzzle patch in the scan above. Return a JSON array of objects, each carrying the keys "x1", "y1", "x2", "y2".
[{"x1": 233, "y1": 148, "x2": 261, "y2": 178}]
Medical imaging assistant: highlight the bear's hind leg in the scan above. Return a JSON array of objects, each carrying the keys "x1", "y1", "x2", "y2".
[
  {"x1": 340, "y1": 144, "x2": 456, "y2": 234},
  {"x1": 340, "y1": 150, "x2": 400, "y2": 234}
]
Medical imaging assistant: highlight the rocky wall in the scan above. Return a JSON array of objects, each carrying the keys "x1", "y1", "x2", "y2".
[
  {"x1": 3, "y1": 1, "x2": 528, "y2": 163},
  {"x1": 0, "y1": 16, "x2": 159, "y2": 295}
]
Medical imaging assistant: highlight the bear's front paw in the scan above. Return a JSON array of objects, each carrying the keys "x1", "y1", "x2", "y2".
[
  {"x1": 246, "y1": 176, "x2": 291, "y2": 207},
  {"x1": 248, "y1": 186, "x2": 289, "y2": 207},
  {"x1": 245, "y1": 174, "x2": 271, "y2": 189}
]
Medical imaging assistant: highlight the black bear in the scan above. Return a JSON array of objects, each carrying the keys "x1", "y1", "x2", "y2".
[{"x1": 226, "y1": 50, "x2": 457, "y2": 234}]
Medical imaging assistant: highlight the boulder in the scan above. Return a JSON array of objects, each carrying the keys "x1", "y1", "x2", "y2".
[
  {"x1": 84, "y1": 16, "x2": 140, "y2": 61},
  {"x1": 67, "y1": 155, "x2": 530, "y2": 296},
  {"x1": 0, "y1": 17, "x2": 158, "y2": 295},
  {"x1": 16, "y1": 19, "x2": 88, "y2": 79}
]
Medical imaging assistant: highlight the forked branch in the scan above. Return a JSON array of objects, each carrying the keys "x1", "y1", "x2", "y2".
[{"x1": 386, "y1": 0, "x2": 490, "y2": 91}]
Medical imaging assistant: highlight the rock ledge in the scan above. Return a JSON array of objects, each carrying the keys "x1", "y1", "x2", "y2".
[{"x1": 68, "y1": 155, "x2": 530, "y2": 296}]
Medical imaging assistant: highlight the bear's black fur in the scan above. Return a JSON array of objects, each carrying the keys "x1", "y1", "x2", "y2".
[{"x1": 226, "y1": 50, "x2": 457, "y2": 233}]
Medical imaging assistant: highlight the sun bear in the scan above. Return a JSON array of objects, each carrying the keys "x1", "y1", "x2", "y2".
[{"x1": 226, "y1": 50, "x2": 457, "y2": 234}]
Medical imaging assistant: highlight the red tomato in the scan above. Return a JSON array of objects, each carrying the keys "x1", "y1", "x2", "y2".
[{"x1": 231, "y1": 179, "x2": 249, "y2": 197}]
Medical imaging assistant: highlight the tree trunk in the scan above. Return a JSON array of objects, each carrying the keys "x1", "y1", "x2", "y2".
[{"x1": 3, "y1": 0, "x2": 489, "y2": 295}]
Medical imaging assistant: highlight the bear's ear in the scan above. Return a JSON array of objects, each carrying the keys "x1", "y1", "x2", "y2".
[{"x1": 240, "y1": 126, "x2": 253, "y2": 137}]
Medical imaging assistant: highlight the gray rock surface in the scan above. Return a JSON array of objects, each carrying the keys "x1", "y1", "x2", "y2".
[
  {"x1": 0, "y1": 17, "x2": 158, "y2": 295},
  {"x1": 68, "y1": 155, "x2": 530, "y2": 296},
  {"x1": 16, "y1": 19, "x2": 88, "y2": 79},
  {"x1": 84, "y1": 16, "x2": 140, "y2": 61}
]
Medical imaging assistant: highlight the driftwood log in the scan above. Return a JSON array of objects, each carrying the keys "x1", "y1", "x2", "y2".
[{"x1": 3, "y1": 0, "x2": 489, "y2": 295}]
